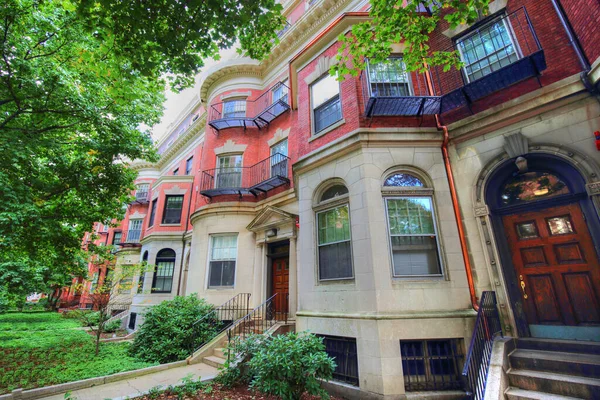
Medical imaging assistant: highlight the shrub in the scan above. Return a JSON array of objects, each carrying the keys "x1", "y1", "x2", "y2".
[
  {"x1": 103, "y1": 319, "x2": 122, "y2": 333},
  {"x1": 219, "y1": 332, "x2": 336, "y2": 400},
  {"x1": 129, "y1": 294, "x2": 218, "y2": 363}
]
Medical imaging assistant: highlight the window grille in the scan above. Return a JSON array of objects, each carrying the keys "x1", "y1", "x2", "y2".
[
  {"x1": 400, "y1": 339, "x2": 464, "y2": 391},
  {"x1": 319, "y1": 335, "x2": 359, "y2": 386}
]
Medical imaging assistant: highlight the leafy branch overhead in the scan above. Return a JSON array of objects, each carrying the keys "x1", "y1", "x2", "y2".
[
  {"x1": 77, "y1": 0, "x2": 287, "y2": 90},
  {"x1": 332, "y1": 0, "x2": 491, "y2": 78}
]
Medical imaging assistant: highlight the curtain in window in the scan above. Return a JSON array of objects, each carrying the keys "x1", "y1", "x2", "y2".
[
  {"x1": 209, "y1": 235, "x2": 237, "y2": 287},
  {"x1": 312, "y1": 74, "x2": 342, "y2": 133},
  {"x1": 318, "y1": 205, "x2": 352, "y2": 280}
]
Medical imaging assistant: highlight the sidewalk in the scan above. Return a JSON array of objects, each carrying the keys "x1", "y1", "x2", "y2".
[{"x1": 38, "y1": 362, "x2": 219, "y2": 400}]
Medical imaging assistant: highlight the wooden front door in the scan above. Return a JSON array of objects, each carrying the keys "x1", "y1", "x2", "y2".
[
  {"x1": 271, "y1": 257, "x2": 289, "y2": 319},
  {"x1": 503, "y1": 203, "x2": 600, "y2": 332}
]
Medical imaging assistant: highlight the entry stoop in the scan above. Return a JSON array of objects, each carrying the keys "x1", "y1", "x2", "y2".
[{"x1": 505, "y1": 338, "x2": 600, "y2": 399}]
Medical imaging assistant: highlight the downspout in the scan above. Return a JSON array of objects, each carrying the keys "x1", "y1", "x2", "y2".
[
  {"x1": 424, "y1": 71, "x2": 479, "y2": 311},
  {"x1": 549, "y1": 0, "x2": 599, "y2": 100},
  {"x1": 176, "y1": 177, "x2": 196, "y2": 296}
]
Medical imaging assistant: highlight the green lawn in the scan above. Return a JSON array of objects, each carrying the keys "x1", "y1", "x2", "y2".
[{"x1": 0, "y1": 312, "x2": 156, "y2": 394}]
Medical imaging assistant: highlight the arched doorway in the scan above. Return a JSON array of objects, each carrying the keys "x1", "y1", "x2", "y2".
[{"x1": 486, "y1": 153, "x2": 600, "y2": 341}]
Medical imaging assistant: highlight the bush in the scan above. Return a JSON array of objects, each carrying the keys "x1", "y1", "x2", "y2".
[
  {"x1": 103, "y1": 319, "x2": 122, "y2": 333},
  {"x1": 129, "y1": 294, "x2": 218, "y2": 363},
  {"x1": 219, "y1": 332, "x2": 336, "y2": 400}
]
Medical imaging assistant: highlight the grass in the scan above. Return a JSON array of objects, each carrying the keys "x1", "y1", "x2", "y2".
[{"x1": 0, "y1": 312, "x2": 156, "y2": 394}]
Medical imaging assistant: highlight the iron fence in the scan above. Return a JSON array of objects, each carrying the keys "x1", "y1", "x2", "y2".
[{"x1": 462, "y1": 291, "x2": 503, "y2": 400}]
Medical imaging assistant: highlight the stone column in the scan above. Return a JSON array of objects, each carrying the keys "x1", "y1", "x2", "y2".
[
  {"x1": 288, "y1": 236, "x2": 297, "y2": 319},
  {"x1": 252, "y1": 242, "x2": 265, "y2": 308}
]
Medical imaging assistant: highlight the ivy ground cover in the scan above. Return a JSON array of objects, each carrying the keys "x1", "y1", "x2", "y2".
[{"x1": 0, "y1": 312, "x2": 155, "y2": 394}]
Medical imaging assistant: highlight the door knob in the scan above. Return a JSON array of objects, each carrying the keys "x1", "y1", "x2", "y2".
[{"x1": 519, "y1": 275, "x2": 528, "y2": 299}]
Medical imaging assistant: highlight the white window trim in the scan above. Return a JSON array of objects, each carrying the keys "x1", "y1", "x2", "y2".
[
  {"x1": 206, "y1": 233, "x2": 239, "y2": 289},
  {"x1": 215, "y1": 154, "x2": 244, "y2": 189},
  {"x1": 310, "y1": 74, "x2": 342, "y2": 135},
  {"x1": 365, "y1": 57, "x2": 414, "y2": 97},
  {"x1": 383, "y1": 196, "x2": 444, "y2": 279},
  {"x1": 456, "y1": 15, "x2": 522, "y2": 84},
  {"x1": 315, "y1": 202, "x2": 354, "y2": 282}
]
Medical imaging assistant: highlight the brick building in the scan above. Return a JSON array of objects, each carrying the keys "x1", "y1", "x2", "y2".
[{"x1": 76, "y1": 0, "x2": 600, "y2": 397}]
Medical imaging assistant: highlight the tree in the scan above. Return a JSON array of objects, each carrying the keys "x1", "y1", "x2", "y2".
[
  {"x1": 71, "y1": 260, "x2": 148, "y2": 355},
  {"x1": 332, "y1": 0, "x2": 491, "y2": 77}
]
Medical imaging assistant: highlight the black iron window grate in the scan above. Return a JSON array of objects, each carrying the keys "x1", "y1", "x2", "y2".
[
  {"x1": 400, "y1": 339, "x2": 464, "y2": 391},
  {"x1": 318, "y1": 335, "x2": 359, "y2": 386}
]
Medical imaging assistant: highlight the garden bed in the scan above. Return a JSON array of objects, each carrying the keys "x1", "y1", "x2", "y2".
[
  {"x1": 135, "y1": 384, "x2": 344, "y2": 400},
  {"x1": 0, "y1": 312, "x2": 155, "y2": 394}
]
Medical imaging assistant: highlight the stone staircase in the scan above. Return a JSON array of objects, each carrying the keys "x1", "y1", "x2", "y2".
[
  {"x1": 201, "y1": 337, "x2": 231, "y2": 369},
  {"x1": 504, "y1": 338, "x2": 600, "y2": 399}
]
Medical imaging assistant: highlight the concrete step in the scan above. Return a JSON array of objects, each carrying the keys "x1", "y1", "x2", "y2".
[
  {"x1": 509, "y1": 349, "x2": 600, "y2": 378},
  {"x1": 202, "y1": 355, "x2": 227, "y2": 369},
  {"x1": 517, "y1": 338, "x2": 600, "y2": 355},
  {"x1": 213, "y1": 347, "x2": 230, "y2": 359},
  {"x1": 505, "y1": 387, "x2": 583, "y2": 400},
  {"x1": 508, "y1": 368, "x2": 600, "y2": 398}
]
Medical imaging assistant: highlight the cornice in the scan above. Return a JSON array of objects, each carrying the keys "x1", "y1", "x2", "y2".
[
  {"x1": 190, "y1": 204, "x2": 257, "y2": 226},
  {"x1": 152, "y1": 175, "x2": 194, "y2": 188},
  {"x1": 140, "y1": 232, "x2": 188, "y2": 244},
  {"x1": 130, "y1": 112, "x2": 206, "y2": 172}
]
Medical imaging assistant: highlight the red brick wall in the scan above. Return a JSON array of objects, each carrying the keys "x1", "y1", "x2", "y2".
[{"x1": 558, "y1": 0, "x2": 600, "y2": 66}]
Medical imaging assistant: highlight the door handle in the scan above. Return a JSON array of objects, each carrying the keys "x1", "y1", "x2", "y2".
[{"x1": 519, "y1": 275, "x2": 528, "y2": 299}]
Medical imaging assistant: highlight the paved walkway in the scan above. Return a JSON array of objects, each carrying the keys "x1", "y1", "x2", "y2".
[{"x1": 39, "y1": 362, "x2": 219, "y2": 400}]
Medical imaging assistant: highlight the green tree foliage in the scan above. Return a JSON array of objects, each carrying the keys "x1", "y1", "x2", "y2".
[
  {"x1": 77, "y1": 0, "x2": 286, "y2": 90},
  {"x1": 130, "y1": 295, "x2": 218, "y2": 364},
  {"x1": 333, "y1": 0, "x2": 491, "y2": 77}
]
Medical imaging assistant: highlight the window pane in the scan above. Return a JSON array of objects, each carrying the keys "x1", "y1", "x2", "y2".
[
  {"x1": 501, "y1": 171, "x2": 569, "y2": 206},
  {"x1": 314, "y1": 96, "x2": 342, "y2": 133},
  {"x1": 209, "y1": 261, "x2": 236, "y2": 287},
  {"x1": 384, "y1": 173, "x2": 424, "y2": 187},
  {"x1": 223, "y1": 100, "x2": 246, "y2": 118},
  {"x1": 312, "y1": 74, "x2": 340, "y2": 108},
  {"x1": 391, "y1": 236, "x2": 441, "y2": 276},
  {"x1": 186, "y1": 157, "x2": 193, "y2": 175},
  {"x1": 211, "y1": 235, "x2": 237, "y2": 260},
  {"x1": 216, "y1": 155, "x2": 242, "y2": 188},
  {"x1": 148, "y1": 199, "x2": 157, "y2": 227},
  {"x1": 458, "y1": 19, "x2": 518, "y2": 82},
  {"x1": 321, "y1": 185, "x2": 348, "y2": 202},
  {"x1": 163, "y1": 195, "x2": 184, "y2": 224},
  {"x1": 318, "y1": 206, "x2": 350, "y2": 245},
  {"x1": 369, "y1": 58, "x2": 411, "y2": 97},
  {"x1": 387, "y1": 198, "x2": 434, "y2": 235},
  {"x1": 319, "y1": 241, "x2": 352, "y2": 280}
]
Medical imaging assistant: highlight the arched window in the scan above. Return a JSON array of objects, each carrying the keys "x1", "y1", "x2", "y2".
[
  {"x1": 315, "y1": 182, "x2": 353, "y2": 280},
  {"x1": 500, "y1": 171, "x2": 569, "y2": 206},
  {"x1": 152, "y1": 249, "x2": 175, "y2": 293},
  {"x1": 383, "y1": 170, "x2": 442, "y2": 277}
]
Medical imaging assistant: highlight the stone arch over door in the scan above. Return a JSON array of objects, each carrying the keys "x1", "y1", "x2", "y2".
[{"x1": 472, "y1": 135, "x2": 600, "y2": 339}]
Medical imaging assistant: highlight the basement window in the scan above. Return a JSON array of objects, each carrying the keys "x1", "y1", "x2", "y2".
[{"x1": 318, "y1": 335, "x2": 359, "y2": 386}]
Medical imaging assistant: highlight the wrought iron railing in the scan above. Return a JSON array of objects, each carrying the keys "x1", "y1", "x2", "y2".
[
  {"x1": 134, "y1": 190, "x2": 149, "y2": 202},
  {"x1": 199, "y1": 153, "x2": 290, "y2": 198},
  {"x1": 124, "y1": 229, "x2": 141, "y2": 244},
  {"x1": 226, "y1": 293, "x2": 288, "y2": 361},
  {"x1": 360, "y1": 7, "x2": 545, "y2": 117},
  {"x1": 462, "y1": 291, "x2": 502, "y2": 400},
  {"x1": 208, "y1": 82, "x2": 290, "y2": 131},
  {"x1": 189, "y1": 293, "x2": 252, "y2": 355}
]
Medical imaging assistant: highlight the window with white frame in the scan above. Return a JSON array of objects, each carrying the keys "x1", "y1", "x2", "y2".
[
  {"x1": 216, "y1": 154, "x2": 243, "y2": 188},
  {"x1": 208, "y1": 234, "x2": 237, "y2": 288},
  {"x1": 383, "y1": 172, "x2": 442, "y2": 277},
  {"x1": 135, "y1": 183, "x2": 149, "y2": 201},
  {"x1": 89, "y1": 272, "x2": 99, "y2": 293},
  {"x1": 127, "y1": 219, "x2": 143, "y2": 243},
  {"x1": 368, "y1": 57, "x2": 412, "y2": 97},
  {"x1": 311, "y1": 74, "x2": 342, "y2": 134},
  {"x1": 222, "y1": 99, "x2": 246, "y2": 118},
  {"x1": 272, "y1": 81, "x2": 288, "y2": 104},
  {"x1": 456, "y1": 16, "x2": 519, "y2": 83},
  {"x1": 270, "y1": 139, "x2": 288, "y2": 178},
  {"x1": 316, "y1": 184, "x2": 353, "y2": 280}
]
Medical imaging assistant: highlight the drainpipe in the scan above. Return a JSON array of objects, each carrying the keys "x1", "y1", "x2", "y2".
[
  {"x1": 424, "y1": 70, "x2": 479, "y2": 311},
  {"x1": 549, "y1": 0, "x2": 600, "y2": 100},
  {"x1": 176, "y1": 177, "x2": 196, "y2": 296}
]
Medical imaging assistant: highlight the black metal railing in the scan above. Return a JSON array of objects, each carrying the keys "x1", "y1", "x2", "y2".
[
  {"x1": 123, "y1": 229, "x2": 141, "y2": 244},
  {"x1": 134, "y1": 190, "x2": 149, "y2": 202},
  {"x1": 189, "y1": 293, "x2": 251, "y2": 355},
  {"x1": 462, "y1": 291, "x2": 502, "y2": 400},
  {"x1": 199, "y1": 153, "x2": 290, "y2": 198},
  {"x1": 226, "y1": 293, "x2": 288, "y2": 361},
  {"x1": 208, "y1": 82, "x2": 290, "y2": 131},
  {"x1": 360, "y1": 8, "x2": 545, "y2": 117}
]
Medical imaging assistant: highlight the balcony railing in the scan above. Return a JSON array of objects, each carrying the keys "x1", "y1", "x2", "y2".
[
  {"x1": 361, "y1": 7, "x2": 545, "y2": 117},
  {"x1": 123, "y1": 229, "x2": 141, "y2": 244},
  {"x1": 199, "y1": 153, "x2": 290, "y2": 198},
  {"x1": 134, "y1": 190, "x2": 149, "y2": 203},
  {"x1": 208, "y1": 82, "x2": 290, "y2": 131}
]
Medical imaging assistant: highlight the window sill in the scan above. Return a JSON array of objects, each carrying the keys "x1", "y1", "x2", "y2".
[
  {"x1": 309, "y1": 119, "x2": 345, "y2": 142},
  {"x1": 207, "y1": 287, "x2": 235, "y2": 290},
  {"x1": 318, "y1": 277, "x2": 355, "y2": 285},
  {"x1": 390, "y1": 275, "x2": 446, "y2": 283},
  {"x1": 159, "y1": 223, "x2": 181, "y2": 227}
]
